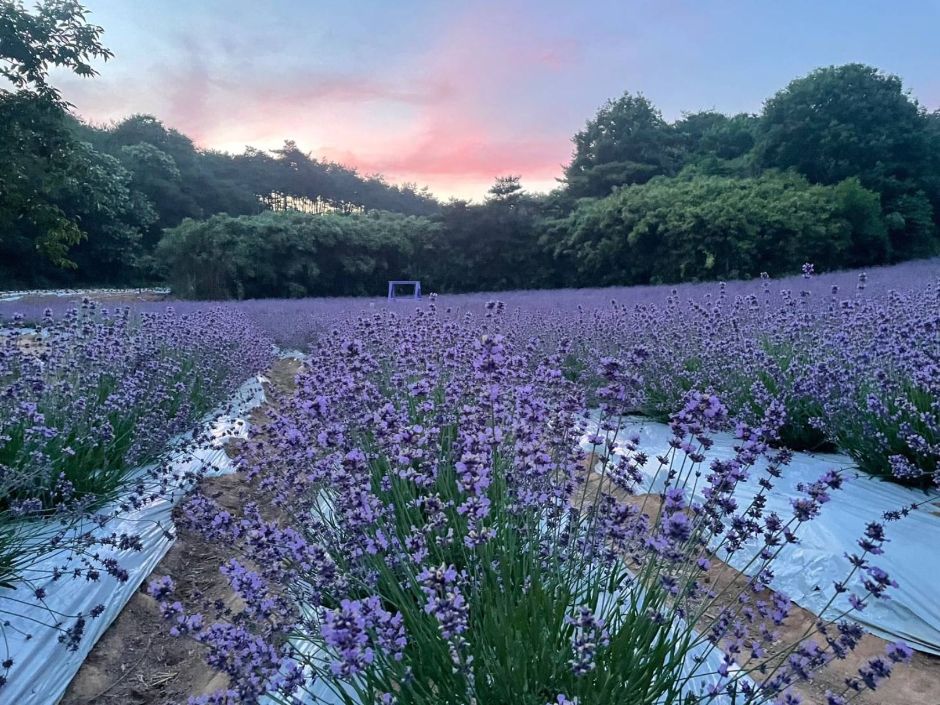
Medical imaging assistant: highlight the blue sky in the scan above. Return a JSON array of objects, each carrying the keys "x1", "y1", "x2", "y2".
[{"x1": 51, "y1": 0, "x2": 940, "y2": 200}]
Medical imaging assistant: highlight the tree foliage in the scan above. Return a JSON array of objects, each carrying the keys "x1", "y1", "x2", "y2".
[
  {"x1": 755, "y1": 64, "x2": 937, "y2": 260},
  {"x1": 1, "y1": 4, "x2": 938, "y2": 299},
  {"x1": 552, "y1": 173, "x2": 887, "y2": 286},
  {"x1": 0, "y1": 94, "x2": 156, "y2": 286},
  {"x1": 564, "y1": 93, "x2": 680, "y2": 198},
  {"x1": 0, "y1": 0, "x2": 122, "y2": 283},
  {"x1": 157, "y1": 210, "x2": 438, "y2": 299},
  {"x1": 420, "y1": 177, "x2": 553, "y2": 292},
  {"x1": 0, "y1": 0, "x2": 110, "y2": 102},
  {"x1": 755, "y1": 65, "x2": 926, "y2": 188}
]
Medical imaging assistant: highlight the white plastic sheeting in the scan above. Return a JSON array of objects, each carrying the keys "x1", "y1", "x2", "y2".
[
  {"x1": 581, "y1": 415, "x2": 940, "y2": 655},
  {"x1": 0, "y1": 375, "x2": 266, "y2": 705},
  {"x1": 0, "y1": 287, "x2": 170, "y2": 303},
  {"x1": 279, "y1": 348, "x2": 308, "y2": 361}
]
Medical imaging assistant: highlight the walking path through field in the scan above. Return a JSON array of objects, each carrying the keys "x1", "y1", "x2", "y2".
[{"x1": 61, "y1": 357, "x2": 302, "y2": 705}]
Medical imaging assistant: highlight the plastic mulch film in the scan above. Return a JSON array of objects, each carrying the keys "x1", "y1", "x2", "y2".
[
  {"x1": 0, "y1": 287, "x2": 171, "y2": 303},
  {"x1": 581, "y1": 414, "x2": 940, "y2": 655},
  {"x1": 0, "y1": 375, "x2": 266, "y2": 705}
]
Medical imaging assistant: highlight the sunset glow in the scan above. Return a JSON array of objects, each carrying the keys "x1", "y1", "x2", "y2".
[{"x1": 52, "y1": 0, "x2": 940, "y2": 200}]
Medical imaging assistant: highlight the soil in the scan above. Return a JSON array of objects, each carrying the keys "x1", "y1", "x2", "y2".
[
  {"x1": 14, "y1": 332, "x2": 47, "y2": 357},
  {"x1": 578, "y1": 463, "x2": 940, "y2": 705},
  {"x1": 60, "y1": 475, "x2": 246, "y2": 704},
  {"x1": 60, "y1": 357, "x2": 303, "y2": 705},
  {"x1": 61, "y1": 373, "x2": 940, "y2": 705}
]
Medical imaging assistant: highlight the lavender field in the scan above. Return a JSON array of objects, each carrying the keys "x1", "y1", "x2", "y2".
[
  {"x1": 5, "y1": 0, "x2": 940, "y2": 701},
  {"x1": 0, "y1": 259, "x2": 938, "y2": 704}
]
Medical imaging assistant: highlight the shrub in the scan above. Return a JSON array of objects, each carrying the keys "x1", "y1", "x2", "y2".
[
  {"x1": 156, "y1": 210, "x2": 439, "y2": 299},
  {"x1": 836, "y1": 380, "x2": 938, "y2": 487},
  {"x1": 553, "y1": 172, "x2": 888, "y2": 287}
]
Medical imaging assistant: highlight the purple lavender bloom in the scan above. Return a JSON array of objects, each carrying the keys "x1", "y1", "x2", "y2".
[
  {"x1": 566, "y1": 607, "x2": 610, "y2": 676},
  {"x1": 885, "y1": 641, "x2": 913, "y2": 663}
]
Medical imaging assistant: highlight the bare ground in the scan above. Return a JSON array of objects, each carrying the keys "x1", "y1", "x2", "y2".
[
  {"x1": 61, "y1": 475, "x2": 247, "y2": 704},
  {"x1": 61, "y1": 357, "x2": 303, "y2": 705}
]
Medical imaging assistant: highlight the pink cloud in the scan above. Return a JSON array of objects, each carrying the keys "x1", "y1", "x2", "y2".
[
  {"x1": 59, "y1": 3, "x2": 584, "y2": 199},
  {"x1": 255, "y1": 72, "x2": 455, "y2": 107},
  {"x1": 320, "y1": 129, "x2": 567, "y2": 181},
  {"x1": 533, "y1": 43, "x2": 580, "y2": 71}
]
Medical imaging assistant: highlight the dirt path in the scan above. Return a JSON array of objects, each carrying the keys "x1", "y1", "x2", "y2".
[{"x1": 61, "y1": 357, "x2": 302, "y2": 705}]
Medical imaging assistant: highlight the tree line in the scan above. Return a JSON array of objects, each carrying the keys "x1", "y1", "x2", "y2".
[
  {"x1": 0, "y1": 1, "x2": 437, "y2": 288},
  {"x1": 2, "y1": 1, "x2": 939, "y2": 296}
]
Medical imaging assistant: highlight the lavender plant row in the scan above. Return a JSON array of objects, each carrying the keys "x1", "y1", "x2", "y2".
[
  {"x1": 0, "y1": 376, "x2": 267, "y2": 705},
  {"x1": 1, "y1": 300, "x2": 273, "y2": 514},
  {"x1": 0, "y1": 300, "x2": 274, "y2": 690},
  {"x1": 236, "y1": 258, "x2": 939, "y2": 486},
  {"x1": 149, "y1": 295, "x2": 920, "y2": 705}
]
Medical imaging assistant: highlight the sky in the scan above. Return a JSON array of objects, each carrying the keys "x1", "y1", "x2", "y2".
[{"x1": 50, "y1": 0, "x2": 940, "y2": 201}]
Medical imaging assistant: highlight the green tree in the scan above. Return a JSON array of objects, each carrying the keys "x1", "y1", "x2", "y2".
[
  {"x1": 553, "y1": 173, "x2": 888, "y2": 287},
  {"x1": 564, "y1": 93, "x2": 680, "y2": 198},
  {"x1": 0, "y1": 95, "x2": 83, "y2": 278},
  {"x1": 89, "y1": 114, "x2": 263, "y2": 271},
  {"x1": 755, "y1": 63, "x2": 938, "y2": 259},
  {"x1": 0, "y1": 98, "x2": 154, "y2": 286},
  {"x1": 487, "y1": 175, "x2": 525, "y2": 206},
  {"x1": 674, "y1": 112, "x2": 758, "y2": 175},
  {"x1": 157, "y1": 210, "x2": 439, "y2": 299},
  {"x1": 0, "y1": 0, "x2": 110, "y2": 102},
  {"x1": 103, "y1": 115, "x2": 214, "y2": 223},
  {"x1": 424, "y1": 178, "x2": 550, "y2": 292},
  {"x1": 0, "y1": 0, "x2": 117, "y2": 282},
  {"x1": 61, "y1": 145, "x2": 156, "y2": 283}
]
